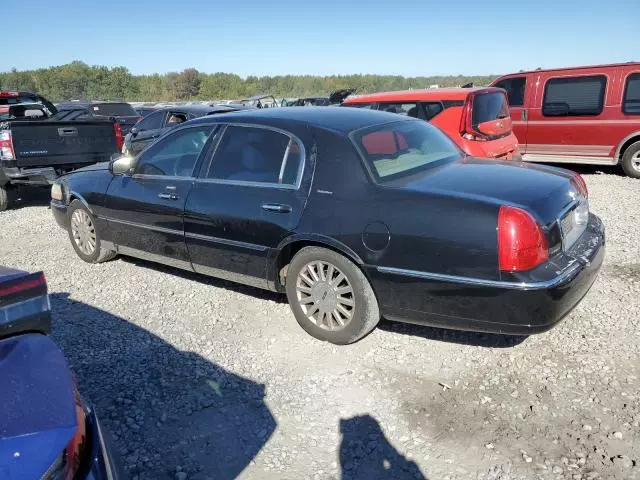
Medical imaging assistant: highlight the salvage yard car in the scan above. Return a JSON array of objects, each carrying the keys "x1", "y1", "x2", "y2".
[
  {"x1": 50, "y1": 107, "x2": 604, "y2": 344},
  {"x1": 342, "y1": 87, "x2": 520, "y2": 160},
  {"x1": 491, "y1": 62, "x2": 640, "y2": 178},
  {"x1": 56, "y1": 100, "x2": 141, "y2": 136}
]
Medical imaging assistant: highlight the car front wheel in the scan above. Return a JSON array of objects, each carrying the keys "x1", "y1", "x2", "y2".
[
  {"x1": 285, "y1": 246, "x2": 380, "y2": 344},
  {"x1": 67, "y1": 200, "x2": 117, "y2": 263}
]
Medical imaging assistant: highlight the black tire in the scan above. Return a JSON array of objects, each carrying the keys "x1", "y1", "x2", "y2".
[
  {"x1": 0, "y1": 184, "x2": 16, "y2": 212},
  {"x1": 621, "y1": 141, "x2": 640, "y2": 179},
  {"x1": 67, "y1": 200, "x2": 117, "y2": 263},
  {"x1": 285, "y1": 246, "x2": 380, "y2": 344}
]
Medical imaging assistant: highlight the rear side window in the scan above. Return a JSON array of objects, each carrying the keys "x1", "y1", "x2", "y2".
[
  {"x1": 542, "y1": 75, "x2": 606, "y2": 116},
  {"x1": 207, "y1": 126, "x2": 304, "y2": 187},
  {"x1": 342, "y1": 103, "x2": 374, "y2": 109},
  {"x1": 472, "y1": 92, "x2": 509, "y2": 125},
  {"x1": 137, "y1": 110, "x2": 165, "y2": 131},
  {"x1": 422, "y1": 102, "x2": 444, "y2": 120},
  {"x1": 354, "y1": 120, "x2": 460, "y2": 182},
  {"x1": 91, "y1": 102, "x2": 138, "y2": 117},
  {"x1": 378, "y1": 103, "x2": 421, "y2": 118},
  {"x1": 623, "y1": 73, "x2": 640, "y2": 115},
  {"x1": 493, "y1": 77, "x2": 526, "y2": 107}
]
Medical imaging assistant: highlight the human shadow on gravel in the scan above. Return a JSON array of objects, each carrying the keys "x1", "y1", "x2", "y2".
[
  {"x1": 118, "y1": 256, "x2": 288, "y2": 304},
  {"x1": 49, "y1": 292, "x2": 276, "y2": 480},
  {"x1": 339, "y1": 415, "x2": 427, "y2": 480},
  {"x1": 378, "y1": 321, "x2": 528, "y2": 348}
]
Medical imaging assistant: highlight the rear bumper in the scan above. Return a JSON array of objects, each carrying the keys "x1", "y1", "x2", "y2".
[
  {"x1": 51, "y1": 200, "x2": 68, "y2": 229},
  {"x1": 2, "y1": 166, "x2": 59, "y2": 186},
  {"x1": 370, "y1": 214, "x2": 605, "y2": 335},
  {"x1": 83, "y1": 408, "x2": 124, "y2": 480}
]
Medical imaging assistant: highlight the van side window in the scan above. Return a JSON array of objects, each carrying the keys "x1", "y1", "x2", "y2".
[
  {"x1": 542, "y1": 75, "x2": 606, "y2": 117},
  {"x1": 623, "y1": 73, "x2": 640, "y2": 115},
  {"x1": 494, "y1": 77, "x2": 526, "y2": 107}
]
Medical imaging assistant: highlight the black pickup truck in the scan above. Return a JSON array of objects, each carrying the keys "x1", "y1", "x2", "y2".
[{"x1": 0, "y1": 91, "x2": 121, "y2": 211}]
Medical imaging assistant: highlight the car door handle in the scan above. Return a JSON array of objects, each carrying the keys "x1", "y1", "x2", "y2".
[
  {"x1": 158, "y1": 193, "x2": 179, "y2": 200},
  {"x1": 262, "y1": 203, "x2": 292, "y2": 213}
]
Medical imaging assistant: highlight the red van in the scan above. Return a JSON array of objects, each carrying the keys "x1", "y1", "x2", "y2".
[
  {"x1": 491, "y1": 62, "x2": 640, "y2": 178},
  {"x1": 342, "y1": 88, "x2": 520, "y2": 160}
]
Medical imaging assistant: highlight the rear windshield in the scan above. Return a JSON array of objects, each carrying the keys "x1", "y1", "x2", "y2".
[
  {"x1": 353, "y1": 120, "x2": 460, "y2": 182},
  {"x1": 472, "y1": 92, "x2": 509, "y2": 126},
  {"x1": 0, "y1": 104, "x2": 47, "y2": 120},
  {"x1": 91, "y1": 103, "x2": 138, "y2": 117}
]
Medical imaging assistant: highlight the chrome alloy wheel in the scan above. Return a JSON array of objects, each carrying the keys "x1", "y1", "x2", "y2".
[
  {"x1": 71, "y1": 209, "x2": 97, "y2": 256},
  {"x1": 295, "y1": 261, "x2": 355, "y2": 331},
  {"x1": 632, "y1": 150, "x2": 640, "y2": 173}
]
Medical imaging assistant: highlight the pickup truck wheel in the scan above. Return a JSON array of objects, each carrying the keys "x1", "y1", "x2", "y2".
[
  {"x1": 67, "y1": 200, "x2": 117, "y2": 263},
  {"x1": 0, "y1": 185, "x2": 16, "y2": 212},
  {"x1": 285, "y1": 247, "x2": 380, "y2": 345},
  {"x1": 621, "y1": 142, "x2": 640, "y2": 179}
]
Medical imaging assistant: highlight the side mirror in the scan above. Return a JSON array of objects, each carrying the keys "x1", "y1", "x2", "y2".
[
  {"x1": 130, "y1": 126, "x2": 139, "y2": 136},
  {"x1": 542, "y1": 102, "x2": 570, "y2": 116},
  {"x1": 110, "y1": 155, "x2": 135, "y2": 175}
]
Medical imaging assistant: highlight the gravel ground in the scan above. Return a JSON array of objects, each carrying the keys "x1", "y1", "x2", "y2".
[{"x1": 0, "y1": 170, "x2": 638, "y2": 480}]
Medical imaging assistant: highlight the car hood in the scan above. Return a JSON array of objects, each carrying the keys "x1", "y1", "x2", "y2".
[
  {"x1": 0, "y1": 334, "x2": 77, "y2": 479},
  {"x1": 388, "y1": 157, "x2": 578, "y2": 225}
]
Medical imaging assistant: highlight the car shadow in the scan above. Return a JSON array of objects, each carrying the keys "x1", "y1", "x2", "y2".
[
  {"x1": 378, "y1": 320, "x2": 528, "y2": 348},
  {"x1": 544, "y1": 163, "x2": 625, "y2": 177},
  {"x1": 49, "y1": 292, "x2": 276, "y2": 480},
  {"x1": 9, "y1": 186, "x2": 51, "y2": 209},
  {"x1": 339, "y1": 415, "x2": 428, "y2": 480}
]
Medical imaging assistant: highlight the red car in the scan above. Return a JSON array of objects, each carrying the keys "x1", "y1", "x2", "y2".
[
  {"x1": 341, "y1": 88, "x2": 520, "y2": 160},
  {"x1": 491, "y1": 62, "x2": 640, "y2": 178}
]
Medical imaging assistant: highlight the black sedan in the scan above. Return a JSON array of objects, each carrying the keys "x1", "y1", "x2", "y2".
[
  {"x1": 123, "y1": 104, "x2": 251, "y2": 156},
  {"x1": 50, "y1": 107, "x2": 604, "y2": 344}
]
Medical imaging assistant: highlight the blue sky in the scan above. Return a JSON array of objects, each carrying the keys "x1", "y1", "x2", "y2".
[{"x1": 5, "y1": 0, "x2": 639, "y2": 77}]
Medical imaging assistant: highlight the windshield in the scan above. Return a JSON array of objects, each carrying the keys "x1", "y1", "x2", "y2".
[
  {"x1": 91, "y1": 102, "x2": 138, "y2": 117},
  {"x1": 353, "y1": 120, "x2": 461, "y2": 182},
  {"x1": 472, "y1": 91, "x2": 509, "y2": 126}
]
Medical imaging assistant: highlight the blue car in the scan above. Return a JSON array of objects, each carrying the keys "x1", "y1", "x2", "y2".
[{"x1": 0, "y1": 267, "x2": 122, "y2": 479}]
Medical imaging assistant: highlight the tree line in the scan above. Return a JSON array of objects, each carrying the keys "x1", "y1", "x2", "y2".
[{"x1": 0, "y1": 61, "x2": 499, "y2": 102}]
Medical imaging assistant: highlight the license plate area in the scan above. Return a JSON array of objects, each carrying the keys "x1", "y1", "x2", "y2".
[{"x1": 560, "y1": 200, "x2": 589, "y2": 251}]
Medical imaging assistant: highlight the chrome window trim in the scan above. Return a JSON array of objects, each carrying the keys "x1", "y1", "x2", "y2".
[
  {"x1": 376, "y1": 264, "x2": 582, "y2": 291},
  {"x1": 100, "y1": 216, "x2": 183, "y2": 236},
  {"x1": 185, "y1": 232, "x2": 267, "y2": 251},
  {"x1": 202, "y1": 122, "x2": 306, "y2": 190},
  {"x1": 131, "y1": 174, "x2": 195, "y2": 181}
]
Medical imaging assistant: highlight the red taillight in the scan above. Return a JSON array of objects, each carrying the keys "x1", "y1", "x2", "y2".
[
  {"x1": 113, "y1": 122, "x2": 124, "y2": 150},
  {"x1": 459, "y1": 96, "x2": 474, "y2": 138},
  {"x1": 498, "y1": 206, "x2": 548, "y2": 272},
  {"x1": 0, "y1": 271, "x2": 46, "y2": 297},
  {"x1": 572, "y1": 174, "x2": 588, "y2": 199},
  {"x1": 0, "y1": 91, "x2": 19, "y2": 98},
  {"x1": 0, "y1": 130, "x2": 15, "y2": 160}
]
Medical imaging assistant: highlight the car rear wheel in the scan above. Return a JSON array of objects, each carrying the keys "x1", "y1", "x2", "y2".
[
  {"x1": 67, "y1": 200, "x2": 117, "y2": 263},
  {"x1": 621, "y1": 141, "x2": 640, "y2": 179},
  {"x1": 285, "y1": 246, "x2": 380, "y2": 344},
  {"x1": 0, "y1": 185, "x2": 16, "y2": 212}
]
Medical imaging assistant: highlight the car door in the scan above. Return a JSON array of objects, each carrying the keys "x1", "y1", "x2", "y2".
[
  {"x1": 128, "y1": 110, "x2": 167, "y2": 155},
  {"x1": 184, "y1": 124, "x2": 310, "y2": 289},
  {"x1": 103, "y1": 124, "x2": 215, "y2": 269},
  {"x1": 493, "y1": 76, "x2": 529, "y2": 151}
]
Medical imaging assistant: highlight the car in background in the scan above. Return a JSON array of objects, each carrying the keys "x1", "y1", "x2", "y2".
[
  {"x1": 342, "y1": 88, "x2": 520, "y2": 160},
  {"x1": 284, "y1": 89, "x2": 356, "y2": 107},
  {"x1": 51, "y1": 107, "x2": 603, "y2": 345},
  {"x1": 491, "y1": 62, "x2": 640, "y2": 178},
  {"x1": 237, "y1": 94, "x2": 279, "y2": 108},
  {"x1": 135, "y1": 105, "x2": 160, "y2": 117},
  {"x1": 123, "y1": 103, "x2": 252, "y2": 156},
  {"x1": 56, "y1": 100, "x2": 141, "y2": 135},
  {"x1": 0, "y1": 267, "x2": 122, "y2": 479}
]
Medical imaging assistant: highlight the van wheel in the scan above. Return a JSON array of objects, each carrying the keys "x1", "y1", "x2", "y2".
[
  {"x1": 0, "y1": 185, "x2": 16, "y2": 212},
  {"x1": 67, "y1": 200, "x2": 117, "y2": 263},
  {"x1": 621, "y1": 142, "x2": 640, "y2": 179},
  {"x1": 285, "y1": 247, "x2": 380, "y2": 344}
]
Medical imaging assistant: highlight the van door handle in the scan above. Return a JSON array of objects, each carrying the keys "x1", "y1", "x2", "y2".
[
  {"x1": 262, "y1": 203, "x2": 292, "y2": 213},
  {"x1": 521, "y1": 110, "x2": 527, "y2": 121},
  {"x1": 158, "y1": 193, "x2": 178, "y2": 200}
]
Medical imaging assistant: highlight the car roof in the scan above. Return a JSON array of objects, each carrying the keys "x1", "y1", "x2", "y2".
[
  {"x1": 57, "y1": 101, "x2": 133, "y2": 109},
  {"x1": 187, "y1": 106, "x2": 413, "y2": 133},
  {"x1": 498, "y1": 61, "x2": 640, "y2": 77},
  {"x1": 345, "y1": 88, "x2": 498, "y2": 103},
  {"x1": 156, "y1": 104, "x2": 245, "y2": 114}
]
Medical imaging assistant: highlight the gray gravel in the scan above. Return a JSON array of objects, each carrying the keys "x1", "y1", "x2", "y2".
[{"x1": 0, "y1": 170, "x2": 638, "y2": 480}]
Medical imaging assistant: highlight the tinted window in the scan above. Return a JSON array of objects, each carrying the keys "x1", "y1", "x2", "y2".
[
  {"x1": 91, "y1": 102, "x2": 138, "y2": 117},
  {"x1": 137, "y1": 110, "x2": 165, "y2": 131},
  {"x1": 543, "y1": 75, "x2": 606, "y2": 116},
  {"x1": 136, "y1": 126, "x2": 212, "y2": 177},
  {"x1": 342, "y1": 103, "x2": 374, "y2": 109},
  {"x1": 472, "y1": 92, "x2": 509, "y2": 126},
  {"x1": 378, "y1": 103, "x2": 420, "y2": 118},
  {"x1": 354, "y1": 120, "x2": 460, "y2": 183},
  {"x1": 422, "y1": 102, "x2": 444, "y2": 120},
  {"x1": 623, "y1": 73, "x2": 640, "y2": 115},
  {"x1": 208, "y1": 126, "x2": 303, "y2": 186},
  {"x1": 493, "y1": 77, "x2": 526, "y2": 107}
]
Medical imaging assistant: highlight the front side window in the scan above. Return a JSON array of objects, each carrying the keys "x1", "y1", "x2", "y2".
[
  {"x1": 493, "y1": 77, "x2": 526, "y2": 107},
  {"x1": 623, "y1": 73, "x2": 640, "y2": 115},
  {"x1": 207, "y1": 126, "x2": 303, "y2": 187},
  {"x1": 542, "y1": 75, "x2": 606, "y2": 116},
  {"x1": 137, "y1": 110, "x2": 165, "y2": 131},
  {"x1": 136, "y1": 126, "x2": 212, "y2": 177},
  {"x1": 353, "y1": 120, "x2": 460, "y2": 183}
]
